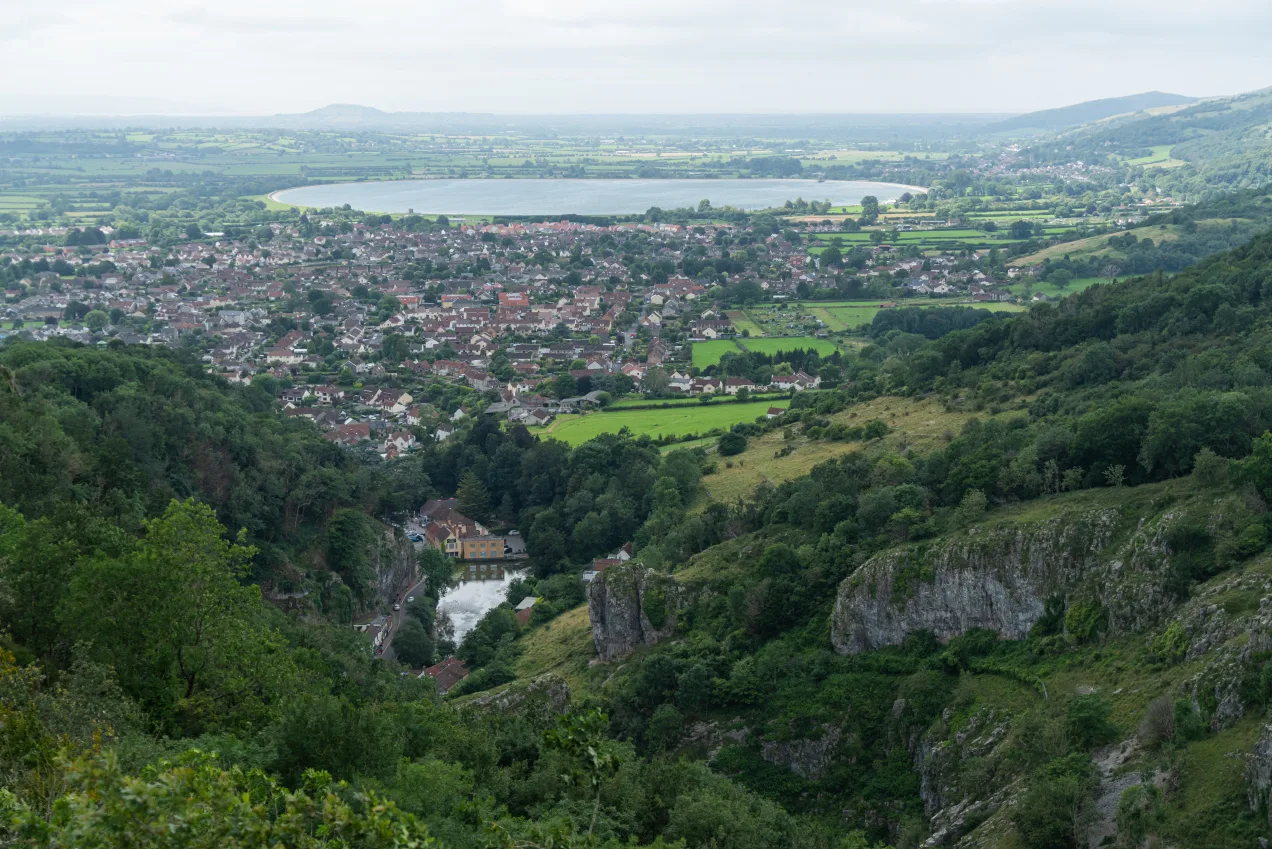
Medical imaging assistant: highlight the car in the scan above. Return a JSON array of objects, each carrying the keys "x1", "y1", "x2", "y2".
[
  {"x1": 406, "y1": 596, "x2": 415, "y2": 603},
  {"x1": 508, "y1": 529, "x2": 520, "y2": 535},
  {"x1": 392, "y1": 603, "x2": 401, "y2": 612}
]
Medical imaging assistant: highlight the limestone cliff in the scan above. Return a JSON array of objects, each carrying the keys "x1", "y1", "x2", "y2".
[
  {"x1": 832, "y1": 510, "x2": 1121, "y2": 655},
  {"x1": 588, "y1": 562, "x2": 682, "y2": 661},
  {"x1": 367, "y1": 526, "x2": 417, "y2": 613}
]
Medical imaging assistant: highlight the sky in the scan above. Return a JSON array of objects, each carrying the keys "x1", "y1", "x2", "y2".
[{"x1": 2, "y1": 0, "x2": 1270, "y2": 115}]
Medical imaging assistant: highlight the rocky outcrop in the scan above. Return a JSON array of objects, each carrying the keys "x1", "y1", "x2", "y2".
[
  {"x1": 368, "y1": 527, "x2": 417, "y2": 612},
  {"x1": 1248, "y1": 722, "x2": 1272, "y2": 824},
  {"x1": 832, "y1": 510, "x2": 1120, "y2": 654},
  {"x1": 462, "y1": 674, "x2": 571, "y2": 726},
  {"x1": 588, "y1": 563, "x2": 682, "y2": 661},
  {"x1": 760, "y1": 725, "x2": 842, "y2": 780}
]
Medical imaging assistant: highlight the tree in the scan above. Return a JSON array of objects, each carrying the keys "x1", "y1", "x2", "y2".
[
  {"x1": 419, "y1": 546, "x2": 454, "y2": 596},
  {"x1": 64, "y1": 500, "x2": 299, "y2": 733},
  {"x1": 83, "y1": 310, "x2": 109, "y2": 332},
  {"x1": 718, "y1": 432, "x2": 747, "y2": 456},
  {"x1": 456, "y1": 470, "x2": 491, "y2": 521},
  {"x1": 859, "y1": 195, "x2": 880, "y2": 225},
  {"x1": 393, "y1": 618, "x2": 435, "y2": 668},
  {"x1": 643, "y1": 367, "x2": 670, "y2": 396},
  {"x1": 13, "y1": 751, "x2": 438, "y2": 849}
]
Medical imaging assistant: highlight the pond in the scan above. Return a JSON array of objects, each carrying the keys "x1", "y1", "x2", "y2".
[
  {"x1": 435, "y1": 564, "x2": 526, "y2": 645},
  {"x1": 271, "y1": 178, "x2": 922, "y2": 215}
]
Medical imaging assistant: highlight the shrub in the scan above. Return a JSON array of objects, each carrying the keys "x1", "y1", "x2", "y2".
[
  {"x1": 1192, "y1": 446, "x2": 1229, "y2": 487},
  {"x1": 863, "y1": 419, "x2": 890, "y2": 440},
  {"x1": 1064, "y1": 600, "x2": 1106, "y2": 643},
  {"x1": 718, "y1": 432, "x2": 748, "y2": 456},
  {"x1": 1066, "y1": 694, "x2": 1118, "y2": 749},
  {"x1": 1138, "y1": 695, "x2": 1176, "y2": 747}
]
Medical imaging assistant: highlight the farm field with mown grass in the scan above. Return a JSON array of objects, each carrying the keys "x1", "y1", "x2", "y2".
[
  {"x1": 724, "y1": 310, "x2": 765, "y2": 337},
  {"x1": 528, "y1": 399, "x2": 788, "y2": 446}
]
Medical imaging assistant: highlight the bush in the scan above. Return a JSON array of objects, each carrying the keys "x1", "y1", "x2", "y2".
[
  {"x1": 1066, "y1": 694, "x2": 1118, "y2": 749},
  {"x1": 863, "y1": 419, "x2": 890, "y2": 440},
  {"x1": 1192, "y1": 446, "x2": 1229, "y2": 487},
  {"x1": 718, "y1": 432, "x2": 748, "y2": 456},
  {"x1": 1139, "y1": 696, "x2": 1176, "y2": 747}
]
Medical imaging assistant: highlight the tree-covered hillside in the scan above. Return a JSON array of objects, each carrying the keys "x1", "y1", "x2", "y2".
[{"x1": 12, "y1": 228, "x2": 1272, "y2": 848}]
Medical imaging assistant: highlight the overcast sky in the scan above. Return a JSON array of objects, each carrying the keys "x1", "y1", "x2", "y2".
[{"x1": 3, "y1": 0, "x2": 1270, "y2": 115}]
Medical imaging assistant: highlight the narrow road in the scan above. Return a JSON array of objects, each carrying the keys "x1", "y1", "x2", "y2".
[
  {"x1": 623, "y1": 302, "x2": 648, "y2": 352},
  {"x1": 379, "y1": 571, "x2": 429, "y2": 663}
]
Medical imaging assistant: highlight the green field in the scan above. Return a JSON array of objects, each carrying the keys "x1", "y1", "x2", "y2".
[
  {"x1": 725, "y1": 310, "x2": 765, "y2": 337},
  {"x1": 691, "y1": 340, "x2": 743, "y2": 368},
  {"x1": 692, "y1": 336, "x2": 838, "y2": 367},
  {"x1": 739, "y1": 337, "x2": 839, "y2": 357},
  {"x1": 1006, "y1": 276, "x2": 1109, "y2": 298},
  {"x1": 531, "y1": 400, "x2": 789, "y2": 445}
]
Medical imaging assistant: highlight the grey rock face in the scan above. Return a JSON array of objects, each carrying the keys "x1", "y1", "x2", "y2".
[
  {"x1": 463, "y1": 674, "x2": 571, "y2": 725},
  {"x1": 832, "y1": 511, "x2": 1119, "y2": 654},
  {"x1": 588, "y1": 563, "x2": 680, "y2": 661}
]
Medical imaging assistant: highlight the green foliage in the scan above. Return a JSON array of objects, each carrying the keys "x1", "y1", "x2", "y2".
[
  {"x1": 1011, "y1": 753, "x2": 1098, "y2": 849},
  {"x1": 718, "y1": 431, "x2": 748, "y2": 456},
  {"x1": 1063, "y1": 600, "x2": 1106, "y2": 643},
  {"x1": 1065, "y1": 694, "x2": 1118, "y2": 750},
  {"x1": 15, "y1": 751, "x2": 438, "y2": 849}
]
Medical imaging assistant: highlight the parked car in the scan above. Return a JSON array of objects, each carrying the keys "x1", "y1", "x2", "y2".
[
  {"x1": 393, "y1": 603, "x2": 401, "y2": 612},
  {"x1": 406, "y1": 596, "x2": 415, "y2": 603}
]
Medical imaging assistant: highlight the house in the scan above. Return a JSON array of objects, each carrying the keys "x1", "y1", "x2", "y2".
[
  {"x1": 326, "y1": 422, "x2": 371, "y2": 446},
  {"x1": 383, "y1": 430, "x2": 416, "y2": 454},
  {"x1": 422, "y1": 657, "x2": 469, "y2": 694},
  {"x1": 354, "y1": 614, "x2": 391, "y2": 649},
  {"x1": 514, "y1": 596, "x2": 539, "y2": 626},
  {"x1": 459, "y1": 534, "x2": 506, "y2": 560},
  {"x1": 766, "y1": 407, "x2": 786, "y2": 419},
  {"x1": 723, "y1": 377, "x2": 755, "y2": 396}
]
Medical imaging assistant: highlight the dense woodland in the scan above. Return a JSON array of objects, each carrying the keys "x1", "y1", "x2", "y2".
[{"x1": 9, "y1": 226, "x2": 1272, "y2": 846}]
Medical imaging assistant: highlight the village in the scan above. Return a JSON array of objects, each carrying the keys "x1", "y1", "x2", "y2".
[{"x1": 0, "y1": 204, "x2": 1090, "y2": 459}]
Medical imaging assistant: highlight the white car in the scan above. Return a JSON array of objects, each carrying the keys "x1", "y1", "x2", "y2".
[
  {"x1": 407, "y1": 596, "x2": 415, "y2": 603},
  {"x1": 392, "y1": 603, "x2": 401, "y2": 612}
]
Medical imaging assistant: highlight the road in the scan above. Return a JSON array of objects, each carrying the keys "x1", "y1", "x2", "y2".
[
  {"x1": 379, "y1": 570, "x2": 430, "y2": 664},
  {"x1": 622, "y1": 302, "x2": 648, "y2": 352}
]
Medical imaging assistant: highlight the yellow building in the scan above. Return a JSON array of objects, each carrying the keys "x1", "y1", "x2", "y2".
[{"x1": 459, "y1": 535, "x2": 505, "y2": 560}]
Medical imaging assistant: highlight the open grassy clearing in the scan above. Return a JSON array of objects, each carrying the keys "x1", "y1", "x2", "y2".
[
  {"x1": 698, "y1": 395, "x2": 990, "y2": 504},
  {"x1": 724, "y1": 310, "x2": 765, "y2": 337},
  {"x1": 529, "y1": 399, "x2": 789, "y2": 445},
  {"x1": 1007, "y1": 276, "x2": 1110, "y2": 298},
  {"x1": 512, "y1": 604, "x2": 596, "y2": 694},
  {"x1": 739, "y1": 336, "x2": 839, "y2": 357},
  {"x1": 691, "y1": 339, "x2": 744, "y2": 368}
]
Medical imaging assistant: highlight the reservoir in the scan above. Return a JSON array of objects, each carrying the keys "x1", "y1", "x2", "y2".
[
  {"x1": 272, "y1": 178, "x2": 922, "y2": 216},
  {"x1": 435, "y1": 565, "x2": 526, "y2": 645}
]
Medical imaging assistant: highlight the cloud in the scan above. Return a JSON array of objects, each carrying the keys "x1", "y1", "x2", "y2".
[{"x1": 0, "y1": 0, "x2": 1267, "y2": 114}]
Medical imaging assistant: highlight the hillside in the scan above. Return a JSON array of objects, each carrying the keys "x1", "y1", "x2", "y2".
[
  {"x1": 1024, "y1": 86, "x2": 1272, "y2": 196},
  {"x1": 12, "y1": 227, "x2": 1272, "y2": 848},
  {"x1": 497, "y1": 227, "x2": 1272, "y2": 848},
  {"x1": 989, "y1": 91, "x2": 1197, "y2": 133}
]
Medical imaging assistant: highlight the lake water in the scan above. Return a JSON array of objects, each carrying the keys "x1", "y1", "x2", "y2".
[
  {"x1": 272, "y1": 178, "x2": 922, "y2": 215},
  {"x1": 435, "y1": 565, "x2": 526, "y2": 644}
]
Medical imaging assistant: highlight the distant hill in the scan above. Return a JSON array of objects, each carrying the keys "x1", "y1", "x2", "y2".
[{"x1": 989, "y1": 91, "x2": 1197, "y2": 133}]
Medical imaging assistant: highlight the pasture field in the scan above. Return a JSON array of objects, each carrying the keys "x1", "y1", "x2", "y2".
[
  {"x1": 744, "y1": 299, "x2": 1026, "y2": 335},
  {"x1": 1007, "y1": 276, "x2": 1109, "y2": 298},
  {"x1": 699, "y1": 395, "x2": 996, "y2": 505},
  {"x1": 739, "y1": 336, "x2": 839, "y2": 357},
  {"x1": 725, "y1": 310, "x2": 765, "y2": 337},
  {"x1": 607, "y1": 394, "x2": 786, "y2": 410},
  {"x1": 691, "y1": 339, "x2": 743, "y2": 368},
  {"x1": 530, "y1": 399, "x2": 789, "y2": 445}
]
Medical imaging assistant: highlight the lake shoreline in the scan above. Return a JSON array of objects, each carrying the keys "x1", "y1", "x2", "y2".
[{"x1": 270, "y1": 177, "x2": 927, "y2": 216}]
